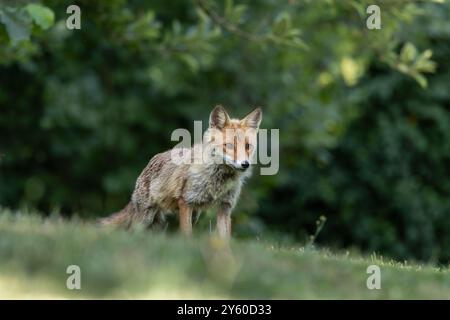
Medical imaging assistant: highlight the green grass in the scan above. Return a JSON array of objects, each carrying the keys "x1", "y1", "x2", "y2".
[{"x1": 0, "y1": 210, "x2": 449, "y2": 299}]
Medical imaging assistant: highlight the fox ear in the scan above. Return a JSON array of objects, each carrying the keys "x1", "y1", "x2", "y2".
[
  {"x1": 209, "y1": 105, "x2": 230, "y2": 129},
  {"x1": 241, "y1": 107, "x2": 262, "y2": 129}
]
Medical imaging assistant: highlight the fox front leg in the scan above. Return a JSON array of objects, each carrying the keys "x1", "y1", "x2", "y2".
[
  {"x1": 217, "y1": 204, "x2": 232, "y2": 240},
  {"x1": 178, "y1": 198, "x2": 193, "y2": 236}
]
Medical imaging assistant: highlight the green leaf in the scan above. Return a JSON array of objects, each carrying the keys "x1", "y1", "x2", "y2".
[
  {"x1": 127, "y1": 11, "x2": 160, "y2": 40},
  {"x1": 396, "y1": 63, "x2": 409, "y2": 73},
  {"x1": 412, "y1": 72, "x2": 427, "y2": 88},
  {"x1": 272, "y1": 12, "x2": 292, "y2": 36},
  {"x1": 416, "y1": 49, "x2": 436, "y2": 73},
  {"x1": 0, "y1": 7, "x2": 32, "y2": 43},
  {"x1": 416, "y1": 59, "x2": 436, "y2": 73},
  {"x1": 229, "y1": 4, "x2": 247, "y2": 24},
  {"x1": 25, "y1": 4, "x2": 55, "y2": 30},
  {"x1": 225, "y1": 0, "x2": 234, "y2": 18},
  {"x1": 400, "y1": 42, "x2": 417, "y2": 63},
  {"x1": 223, "y1": 0, "x2": 246, "y2": 25},
  {"x1": 420, "y1": 49, "x2": 433, "y2": 60},
  {"x1": 179, "y1": 53, "x2": 199, "y2": 73},
  {"x1": 349, "y1": 1, "x2": 365, "y2": 17}
]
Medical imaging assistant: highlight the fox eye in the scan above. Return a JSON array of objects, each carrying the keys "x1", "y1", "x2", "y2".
[
  {"x1": 224, "y1": 143, "x2": 234, "y2": 149},
  {"x1": 245, "y1": 143, "x2": 251, "y2": 150}
]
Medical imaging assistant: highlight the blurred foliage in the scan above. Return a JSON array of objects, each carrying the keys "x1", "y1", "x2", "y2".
[
  {"x1": 1, "y1": 211, "x2": 449, "y2": 299},
  {"x1": 0, "y1": 0, "x2": 449, "y2": 263}
]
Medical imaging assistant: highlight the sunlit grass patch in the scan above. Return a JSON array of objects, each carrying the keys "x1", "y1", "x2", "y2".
[{"x1": 0, "y1": 210, "x2": 449, "y2": 299}]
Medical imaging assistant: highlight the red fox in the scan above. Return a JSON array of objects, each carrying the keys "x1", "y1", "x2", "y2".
[{"x1": 100, "y1": 105, "x2": 262, "y2": 239}]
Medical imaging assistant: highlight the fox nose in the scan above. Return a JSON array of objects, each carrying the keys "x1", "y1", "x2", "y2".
[{"x1": 241, "y1": 161, "x2": 249, "y2": 169}]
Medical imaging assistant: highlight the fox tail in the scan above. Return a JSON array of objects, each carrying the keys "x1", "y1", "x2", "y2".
[{"x1": 98, "y1": 202, "x2": 134, "y2": 229}]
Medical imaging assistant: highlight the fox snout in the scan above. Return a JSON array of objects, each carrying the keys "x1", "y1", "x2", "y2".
[
  {"x1": 223, "y1": 156, "x2": 250, "y2": 171},
  {"x1": 235, "y1": 160, "x2": 250, "y2": 171},
  {"x1": 218, "y1": 142, "x2": 254, "y2": 171}
]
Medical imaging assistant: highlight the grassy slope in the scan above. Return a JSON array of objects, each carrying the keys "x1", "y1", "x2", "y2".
[{"x1": 0, "y1": 211, "x2": 449, "y2": 299}]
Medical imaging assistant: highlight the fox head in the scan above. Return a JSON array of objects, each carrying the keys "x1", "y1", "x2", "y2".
[{"x1": 204, "y1": 105, "x2": 262, "y2": 171}]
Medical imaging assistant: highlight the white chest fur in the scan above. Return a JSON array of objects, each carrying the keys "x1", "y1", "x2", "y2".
[{"x1": 184, "y1": 164, "x2": 243, "y2": 207}]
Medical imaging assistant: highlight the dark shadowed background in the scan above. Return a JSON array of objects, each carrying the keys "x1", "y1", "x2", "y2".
[{"x1": 1, "y1": 0, "x2": 450, "y2": 263}]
